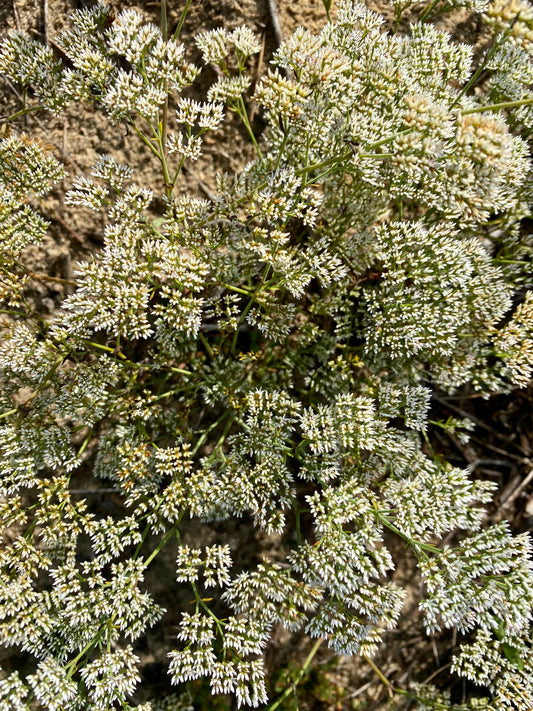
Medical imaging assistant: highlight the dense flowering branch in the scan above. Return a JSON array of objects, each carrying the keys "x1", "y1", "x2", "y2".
[{"x1": 0, "y1": 1, "x2": 533, "y2": 709}]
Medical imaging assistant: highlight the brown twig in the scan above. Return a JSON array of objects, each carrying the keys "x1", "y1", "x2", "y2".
[
  {"x1": 421, "y1": 661, "x2": 452, "y2": 686},
  {"x1": 62, "y1": 119, "x2": 67, "y2": 155},
  {"x1": 249, "y1": 32, "x2": 266, "y2": 124},
  {"x1": 348, "y1": 680, "x2": 373, "y2": 700},
  {"x1": 499, "y1": 467, "x2": 533, "y2": 510},
  {"x1": 266, "y1": 0, "x2": 284, "y2": 49},
  {"x1": 43, "y1": 0, "x2": 49, "y2": 46},
  {"x1": 469, "y1": 435, "x2": 525, "y2": 463},
  {"x1": 48, "y1": 208, "x2": 85, "y2": 245},
  {"x1": 181, "y1": 165, "x2": 217, "y2": 201},
  {"x1": 27, "y1": 270, "x2": 77, "y2": 287},
  {"x1": 434, "y1": 395, "x2": 528, "y2": 458},
  {"x1": 12, "y1": 0, "x2": 21, "y2": 31}
]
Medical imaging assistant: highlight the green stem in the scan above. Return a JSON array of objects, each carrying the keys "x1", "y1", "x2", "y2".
[
  {"x1": 236, "y1": 95, "x2": 263, "y2": 160},
  {"x1": 160, "y1": 0, "x2": 169, "y2": 188},
  {"x1": 274, "y1": 121, "x2": 289, "y2": 171},
  {"x1": 192, "y1": 411, "x2": 230, "y2": 456},
  {"x1": 144, "y1": 525, "x2": 178, "y2": 567},
  {"x1": 418, "y1": 0, "x2": 441, "y2": 22},
  {"x1": 161, "y1": 0, "x2": 167, "y2": 39},
  {"x1": 199, "y1": 331, "x2": 215, "y2": 359},
  {"x1": 0, "y1": 408, "x2": 18, "y2": 420},
  {"x1": 214, "y1": 414, "x2": 235, "y2": 451},
  {"x1": 219, "y1": 282, "x2": 253, "y2": 296},
  {"x1": 230, "y1": 264, "x2": 269, "y2": 354},
  {"x1": 167, "y1": 366, "x2": 194, "y2": 375},
  {"x1": 375, "y1": 510, "x2": 442, "y2": 557},
  {"x1": 149, "y1": 119, "x2": 174, "y2": 198},
  {"x1": 171, "y1": 155, "x2": 186, "y2": 188},
  {"x1": 191, "y1": 582, "x2": 227, "y2": 639},
  {"x1": 358, "y1": 152, "x2": 393, "y2": 159},
  {"x1": 81, "y1": 340, "x2": 129, "y2": 362},
  {"x1": 66, "y1": 630, "x2": 106, "y2": 675},
  {"x1": 173, "y1": 0, "x2": 193, "y2": 40},
  {"x1": 1, "y1": 105, "x2": 43, "y2": 122},
  {"x1": 363, "y1": 655, "x2": 394, "y2": 694},
  {"x1": 451, "y1": 26, "x2": 515, "y2": 109},
  {"x1": 133, "y1": 124, "x2": 163, "y2": 160},
  {"x1": 266, "y1": 638, "x2": 323, "y2": 711},
  {"x1": 462, "y1": 97, "x2": 533, "y2": 114},
  {"x1": 77, "y1": 428, "x2": 93, "y2": 457},
  {"x1": 231, "y1": 301, "x2": 254, "y2": 354}
]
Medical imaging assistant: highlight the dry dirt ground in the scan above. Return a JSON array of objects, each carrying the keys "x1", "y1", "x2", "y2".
[{"x1": 1, "y1": 0, "x2": 533, "y2": 709}]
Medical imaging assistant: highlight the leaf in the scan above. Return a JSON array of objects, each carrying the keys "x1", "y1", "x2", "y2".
[{"x1": 501, "y1": 642, "x2": 525, "y2": 670}]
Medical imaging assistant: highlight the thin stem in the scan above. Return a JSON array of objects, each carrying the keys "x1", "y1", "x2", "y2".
[
  {"x1": 462, "y1": 96, "x2": 533, "y2": 114},
  {"x1": 1, "y1": 104, "x2": 43, "y2": 122},
  {"x1": 230, "y1": 264, "x2": 270, "y2": 354},
  {"x1": 171, "y1": 155, "x2": 186, "y2": 188},
  {"x1": 266, "y1": 638, "x2": 323, "y2": 711},
  {"x1": 173, "y1": 0, "x2": 193, "y2": 41},
  {"x1": 191, "y1": 582, "x2": 227, "y2": 639},
  {"x1": 133, "y1": 124, "x2": 163, "y2": 160},
  {"x1": 374, "y1": 510, "x2": 442, "y2": 557},
  {"x1": 144, "y1": 525, "x2": 178, "y2": 567},
  {"x1": 167, "y1": 366, "x2": 194, "y2": 375},
  {"x1": 199, "y1": 331, "x2": 215, "y2": 359},
  {"x1": 82, "y1": 340, "x2": 127, "y2": 361},
  {"x1": 219, "y1": 282, "x2": 253, "y2": 296},
  {"x1": 0, "y1": 408, "x2": 18, "y2": 420},
  {"x1": 274, "y1": 121, "x2": 289, "y2": 171},
  {"x1": 213, "y1": 414, "x2": 235, "y2": 451},
  {"x1": 236, "y1": 95, "x2": 263, "y2": 160},
  {"x1": 26, "y1": 270, "x2": 77, "y2": 287},
  {"x1": 161, "y1": 0, "x2": 167, "y2": 40},
  {"x1": 367, "y1": 128, "x2": 411, "y2": 151},
  {"x1": 77, "y1": 428, "x2": 93, "y2": 457},
  {"x1": 192, "y1": 411, "x2": 229, "y2": 456},
  {"x1": 150, "y1": 119, "x2": 174, "y2": 198},
  {"x1": 359, "y1": 152, "x2": 393, "y2": 159},
  {"x1": 451, "y1": 26, "x2": 516, "y2": 109},
  {"x1": 67, "y1": 631, "x2": 105, "y2": 674},
  {"x1": 231, "y1": 294, "x2": 256, "y2": 353},
  {"x1": 160, "y1": 0, "x2": 171, "y2": 193},
  {"x1": 418, "y1": 0, "x2": 441, "y2": 22},
  {"x1": 363, "y1": 655, "x2": 394, "y2": 693}
]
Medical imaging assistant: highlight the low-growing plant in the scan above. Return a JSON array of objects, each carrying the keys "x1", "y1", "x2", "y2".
[{"x1": 0, "y1": 0, "x2": 533, "y2": 708}]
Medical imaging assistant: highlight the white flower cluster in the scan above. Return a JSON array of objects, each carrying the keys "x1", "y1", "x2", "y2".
[
  {"x1": 452, "y1": 629, "x2": 533, "y2": 711},
  {"x1": 484, "y1": 0, "x2": 533, "y2": 50},
  {"x1": 27, "y1": 657, "x2": 78, "y2": 710},
  {"x1": 80, "y1": 647, "x2": 141, "y2": 708},
  {"x1": 222, "y1": 561, "x2": 323, "y2": 631},
  {"x1": 195, "y1": 26, "x2": 262, "y2": 66},
  {"x1": 494, "y1": 291, "x2": 533, "y2": 387},
  {"x1": 1, "y1": 0, "x2": 533, "y2": 708},
  {"x1": 0, "y1": 33, "x2": 65, "y2": 113},
  {"x1": 175, "y1": 544, "x2": 232, "y2": 587},
  {"x1": 0, "y1": 135, "x2": 66, "y2": 303},
  {"x1": 420, "y1": 523, "x2": 533, "y2": 636}
]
